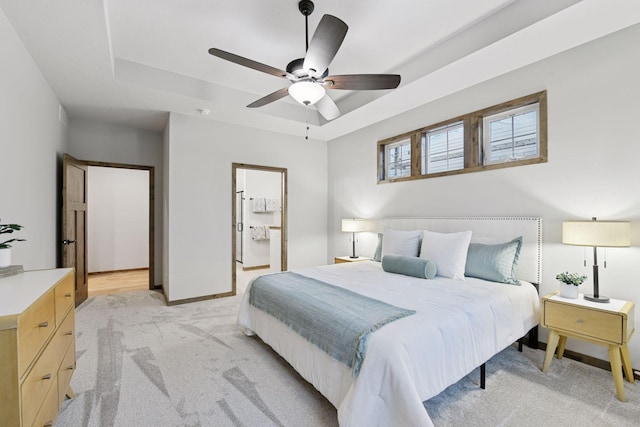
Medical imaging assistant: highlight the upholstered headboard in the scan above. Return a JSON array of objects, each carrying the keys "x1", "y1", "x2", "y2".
[{"x1": 379, "y1": 217, "x2": 542, "y2": 284}]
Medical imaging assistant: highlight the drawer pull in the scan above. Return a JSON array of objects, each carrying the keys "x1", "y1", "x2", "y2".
[
  {"x1": 65, "y1": 331, "x2": 73, "y2": 336},
  {"x1": 44, "y1": 421, "x2": 53, "y2": 427},
  {"x1": 38, "y1": 321, "x2": 49, "y2": 328},
  {"x1": 41, "y1": 373, "x2": 52, "y2": 380},
  {"x1": 65, "y1": 292, "x2": 72, "y2": 297},
  {"x1": 66, "y1": 365, "x2": 75, "y2": 371},
  {"x1": 577, "y1": 319, "x2": 584, "y2": 324}
]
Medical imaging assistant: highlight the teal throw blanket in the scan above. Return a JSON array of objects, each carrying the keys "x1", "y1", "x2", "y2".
[{"x1": 249, "y1": 272, "x2": 415, "y2": 376}]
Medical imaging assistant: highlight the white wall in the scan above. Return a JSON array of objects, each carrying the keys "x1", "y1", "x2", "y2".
[
  {"x1": 67, "y1": 119, "x2": 163, "y2": 285},
  {"x1": 327, "y1": 24, "x2": 640, "y2": 367},
  {"x1": 87, "y1": 166, "x2": 149, "y2": 272},
  {"x1": 241, "y1": 169, "x2": 282, "y2": 268},
  {"x1": 0, "y1": 8, "x2": 67, "y2": 269},
  {"x1": 164, "y1": 113, "x2": 327, "y2": 302}
]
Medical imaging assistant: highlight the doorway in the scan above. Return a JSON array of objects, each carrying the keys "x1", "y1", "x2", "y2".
[
  {"x1": 232, "y1": 163, "x2": 287, "y2": 295},
  {"x1": 86, "y1": 166, "x2": 149, "y2": 297},
  {"x1": 62, "y1": 154, "x2": 155, "y2": 305}
]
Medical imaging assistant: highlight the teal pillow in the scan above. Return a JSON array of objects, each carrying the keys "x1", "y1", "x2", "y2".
[
  {"x1": 465, "y1": 237, "x2": 522, "y2": 285},
  {"x1": 381, "y1": 254, "x2": 437, "y2": 279}
]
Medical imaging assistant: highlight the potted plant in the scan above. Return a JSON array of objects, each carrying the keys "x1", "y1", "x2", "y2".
[
  {"x1": 0, "y1": 221, "x2": 26, "y2": 268},
  {"x1": 556, "y1": 271, "x2": 587, "y2": 299}
]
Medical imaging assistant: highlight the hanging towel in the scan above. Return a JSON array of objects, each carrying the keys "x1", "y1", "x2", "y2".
[
  {"x1": 251, "y1": 226, "x2": 270, "y2": 240},
  {"x1": 265, "y1": 198, "x2": 280, "y2": 212},
  {"x1": 252, "y1": 198, "x2": 266, "y2": 212}
]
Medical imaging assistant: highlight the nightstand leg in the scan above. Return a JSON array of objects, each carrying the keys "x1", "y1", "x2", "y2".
[
  {"x1": 556, "y1": 336, "x2": 567, "y2": 359},
  {"x1": 542, "y1": 330, "x2": 560, "y2": 373},
  {"x1": 620, "y1": 344, "x2": 634, "y2": 384},
  {"x1": 609, "y1": 345, "x2": 626, "y2": 402}
]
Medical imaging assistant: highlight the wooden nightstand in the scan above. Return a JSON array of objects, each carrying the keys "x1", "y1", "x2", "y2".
[
  {"x1": 541, "y1": 291, "x2": 635, "y2": 401},
  {"x1": 334, "y1": 256, "x2": 369, "y2": 264}
]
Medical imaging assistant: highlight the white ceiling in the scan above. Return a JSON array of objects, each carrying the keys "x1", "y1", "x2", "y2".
[{"x1": 2, "y1": 0, "x2": 640, "y2": 141}]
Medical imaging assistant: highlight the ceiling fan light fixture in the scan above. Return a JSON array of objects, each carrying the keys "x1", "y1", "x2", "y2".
[{"x1": 288, "y1": 81, "x2": 325, "y2": 105}]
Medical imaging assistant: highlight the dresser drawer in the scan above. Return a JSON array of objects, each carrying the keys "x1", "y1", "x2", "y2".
[
  {"x1": 544, "y1": 301, "x2": 624, "y2": 344},
  {"x1": 31, "y1": 377, "x2": 59, "y2": 427},
  {"x1": 18, "y1": 290, "x2": 55, "y2": 377},
  {"x1": 50, "y1": 309, "x2": 75, "y2": 364},
  {"x1": 20, "y1": 340, "x2": 61, "y2": 427},
  {"x1": 54, "y1": 274, "x2": 74, "y2": 327},
  {"x1": 57, "y1": 340, "x2": 76, "y2": 407}
]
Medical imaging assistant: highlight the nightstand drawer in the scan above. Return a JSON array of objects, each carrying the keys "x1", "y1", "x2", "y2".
[{"x1": 545, "y1": 301, "x2": 624, "y2": 344}]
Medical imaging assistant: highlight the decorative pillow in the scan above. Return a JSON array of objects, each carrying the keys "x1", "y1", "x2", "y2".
[
  {"x1": 382, "y1": 254, "x2": 437, "y2": 279},
  {"x1": 419, "y1": 230, "x2": 472, "y2": 280},
  {"x1": 373, "y1": 233, "x2": 383, "y2": 262},
  {"x1": 465, "y1": 236, "x2": 523, "y2": 285},
  {"x1": 381, "y1": 229, "x2": 422, "y2": 258}
]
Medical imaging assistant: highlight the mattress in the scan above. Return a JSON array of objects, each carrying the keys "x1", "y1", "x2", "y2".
[{"x1": 237, "y1": 261, "x2": 540, "y2": 426}]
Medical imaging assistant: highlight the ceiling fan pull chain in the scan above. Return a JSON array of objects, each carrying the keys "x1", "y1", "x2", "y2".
[{"x1": 305, "y1": 107, "x2": 310, "y2": 140}]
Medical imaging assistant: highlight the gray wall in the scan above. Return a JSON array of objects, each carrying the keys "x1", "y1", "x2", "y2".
[{"x1": 0, "y1": 8, "x2": 67, "y2": 269}]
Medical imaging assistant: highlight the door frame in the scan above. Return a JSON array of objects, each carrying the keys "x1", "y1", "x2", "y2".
[
  {"x1": 80, "y1": 159, "x2": 155, "y2": 290},
  {"x1": 231, "y1": 163, "x2": 287, "y2": 295}
]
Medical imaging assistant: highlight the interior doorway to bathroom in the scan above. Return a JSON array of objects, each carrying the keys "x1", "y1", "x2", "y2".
[{"x1": 232, "y1": 163, "x2": 287, "y2": 295}]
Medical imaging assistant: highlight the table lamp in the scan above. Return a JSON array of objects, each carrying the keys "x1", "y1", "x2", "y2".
[
  {"x1": 562, "y1": 217, "x2": 630, "y2": 302},
  {"x1": 341, "y1": 219, "x2": 366, "y2": 259}
]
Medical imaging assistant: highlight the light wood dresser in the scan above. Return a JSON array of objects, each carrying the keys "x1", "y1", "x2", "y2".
[{"x1": 0, "y1": 268, "x2": 76, "y2": 427}]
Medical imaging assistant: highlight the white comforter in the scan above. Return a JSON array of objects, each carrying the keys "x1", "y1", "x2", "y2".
[{"x1": 237, "y1": 261, "x2": 540, "y2": 426}]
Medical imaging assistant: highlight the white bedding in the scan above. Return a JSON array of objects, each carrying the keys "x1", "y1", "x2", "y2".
[{"x1": 237, "y1": 261, "x2": 540, "y2": 427}]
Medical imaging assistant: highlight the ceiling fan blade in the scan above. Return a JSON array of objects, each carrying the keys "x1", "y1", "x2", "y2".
[
  {"x1": 208, "y1": 48, "x2": 290, "y2": 79},
  {"x1": 315, "y1": 95, "x2": 341, "y2": 121},
  {"x1": 323, "y1": 74, "x2": 401, "y2": 90},
  {"x1": 303, "y1": 15, "x2": 348, "y2": 78},
  {"x1": 247, "y1": 87, "x2": 290, "y2": 108}
]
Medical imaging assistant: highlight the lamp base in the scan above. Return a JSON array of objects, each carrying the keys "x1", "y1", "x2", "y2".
[
  {"x1": 583, "y1": 294, "x2": 610, "y2": 303},
  {"x1": 349, "y1": 255, "x2": 358, "y2": 259}
]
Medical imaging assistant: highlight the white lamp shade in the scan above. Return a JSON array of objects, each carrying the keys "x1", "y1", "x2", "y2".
[
  {"x1": 342, "y1": 219, "x2": 366, "y2": 233},
  {"x1": 288, "y1": 81, "x2": 325, "y2": 105},
  {"x1": 562, "y1": 220, "x2": 631, "y2": 247}
]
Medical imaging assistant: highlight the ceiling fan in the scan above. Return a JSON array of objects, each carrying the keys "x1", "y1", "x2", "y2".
[{"x1": 208, "y1": 0, "x2": 401, "y2": 121}]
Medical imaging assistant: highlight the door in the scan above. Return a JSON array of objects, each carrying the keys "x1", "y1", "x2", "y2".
[{"x1": 62, "y1": 154, "x2": 88, "y2": 305}]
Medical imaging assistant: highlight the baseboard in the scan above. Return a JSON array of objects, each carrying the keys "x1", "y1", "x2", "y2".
[
  {"x1": 89, "y1": 267, "x2": 149, "y2": 275},
  {"x1": 164, "y1": 290, "x2": 235, "y2": 306},
  {"x1": 537, "y1": 341, "x2": 616, "y2": 372},
  {"x1": 242, "y1": 265, "x2": 270, "y2": 271}
]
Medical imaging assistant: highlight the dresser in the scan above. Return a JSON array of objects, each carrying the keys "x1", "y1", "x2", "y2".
[{"x1": 0, "y1": 268, "x2": 76, "y2": 427}]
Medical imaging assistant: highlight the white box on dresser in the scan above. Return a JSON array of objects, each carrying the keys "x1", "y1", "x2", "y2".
[{"x1": 0, "y1": 268, "x2": 76, "y2": 427}]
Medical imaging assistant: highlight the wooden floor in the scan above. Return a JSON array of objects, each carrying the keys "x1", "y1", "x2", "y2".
[{"x1": 88, "y1": 269, "x2": 149, "y2": 297}]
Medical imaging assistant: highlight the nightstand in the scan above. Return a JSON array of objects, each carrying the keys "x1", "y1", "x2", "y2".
[
  {"x1": 334, "y1": 256, "x2": 369, "y2": 264},
  {"x1": 541, "y1": 291, "x2": 635, "y2": 401}
]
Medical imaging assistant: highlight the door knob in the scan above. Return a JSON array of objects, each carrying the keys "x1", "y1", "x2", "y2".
[{"x1": 62, "y1": 239, "x2": 77, "y2": 245}]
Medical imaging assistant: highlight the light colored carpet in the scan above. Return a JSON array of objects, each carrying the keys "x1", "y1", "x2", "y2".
[{"x1": 56, "y1": 290, "x2": 640, "y2": 426}]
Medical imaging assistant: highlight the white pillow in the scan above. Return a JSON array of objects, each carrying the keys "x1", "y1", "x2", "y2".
[
  {"x1": 420, "y1": 230, "x2": 472, "y2": 280},
  {"x1": 381, "y1": 229, "x2": 422, "y2": 258}
]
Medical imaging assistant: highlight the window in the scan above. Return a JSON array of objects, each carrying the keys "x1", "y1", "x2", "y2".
[
  {"x1": 422, "y1": 121, "x2": 464, "y2": 174},
  {"x1": 378, "y1": 91, "x2": 546, "y2": 183},
  {"x1": 483, "y1": 104, "x2": 539, "y2": 165},
  {"x1": 384, "y1": 139, "x2": 411, "y2": 179}
]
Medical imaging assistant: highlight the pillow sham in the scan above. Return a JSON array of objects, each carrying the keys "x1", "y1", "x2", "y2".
[
  {"x1": 381, "y1": 254, "x2": 437, "y2": 279},
  {"x1": 465, "y1": 236, "x2": 522, "y2": 285},
  {"x1": 419, "y1": 230, "x2": 472, "y2": 280},
  {"x1": 381, "y1": 229, "x2": 422, "y2": 258}
]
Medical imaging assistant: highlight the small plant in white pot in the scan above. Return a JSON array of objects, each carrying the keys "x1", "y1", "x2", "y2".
[
  {"x1": 556, "y1": 271, "x2": 587, "y2": 299},
  {"x1": 0, "y1": 221, "x2": 26, "y2": 268}
]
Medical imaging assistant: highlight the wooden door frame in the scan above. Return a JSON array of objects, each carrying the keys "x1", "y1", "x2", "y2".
[
  {"x1": 84, "y1": 160, "x2": 156, "y2": 290},
  {"x1": 232, "y1": 163, "x2": 287, "y2": 295}
]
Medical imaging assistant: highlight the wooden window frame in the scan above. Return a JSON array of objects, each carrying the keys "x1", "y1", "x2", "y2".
[{"x1": 377, "y1": 91, "x2": 547, "y2": 184}]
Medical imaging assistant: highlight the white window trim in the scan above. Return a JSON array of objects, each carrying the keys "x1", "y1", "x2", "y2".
[
  {"x1": 385, "y1": 139, "x2": 411, "y2": 179},
  {"x1": 423, "y1": 121, "x2": 464, "y2": 174},
  {"x1": 482, "y1": 103, "x2": 540, "y2": 165}
]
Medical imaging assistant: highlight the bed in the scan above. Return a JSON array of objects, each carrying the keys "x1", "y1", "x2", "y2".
[{"x1": 237, "y1": 217, "x2": 542, "y2": 426}]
